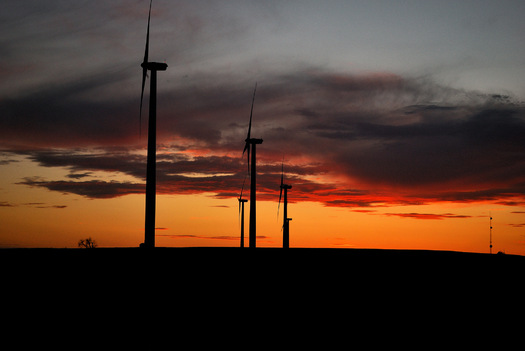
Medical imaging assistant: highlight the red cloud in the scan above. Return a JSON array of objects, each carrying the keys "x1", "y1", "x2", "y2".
[{"x1": 384, "y1": 213, "x2": 472, "y2": 220}]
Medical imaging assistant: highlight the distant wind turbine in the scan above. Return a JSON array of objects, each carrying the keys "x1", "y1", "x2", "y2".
[
  {"x1": 139, "y1": 0, "x2": 168, "y2": 248},
  {"x1": 238, "y1": 177, "x2": 248, "y2": 248},
  {"x1": 278, "y1": 162, "x2": 292, "y2": 249},
  {"x1": 242, "y1": 83, "x2": 263, "y2": 248}
]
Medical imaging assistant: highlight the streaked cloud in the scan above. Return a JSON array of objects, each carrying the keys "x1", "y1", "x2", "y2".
[
  {"x1": 384, "y1": 213, "x2": 471, "y2": 220},
  {"x1": 156, "y1": 234, "x2": 267, "y2": 241}
]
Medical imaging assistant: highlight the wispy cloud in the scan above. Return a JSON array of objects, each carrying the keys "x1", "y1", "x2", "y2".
[
  {"x1": 156, "y1": 234, "x2": 268, "y2": 241},
  {"x1": 509, "y1": 223, "x2": 525, "y2": 228},
  {"x1": 0, "y1": 201, "x2": 66, "y2": 209},
  {"x1": 384, "y1": 213, "x2": 472, "y2": 220}
]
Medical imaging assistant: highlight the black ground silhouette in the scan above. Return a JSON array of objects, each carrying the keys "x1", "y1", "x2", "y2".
[
  {"x1": 3, "y1": 247, "x2": 522, "y2": 349},
  {"x1": 2, "y1": 247, "x2": 522, "y2": 283}
]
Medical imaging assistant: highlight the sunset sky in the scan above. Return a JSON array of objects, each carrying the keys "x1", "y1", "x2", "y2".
[{"x1": 1, "y1": 0, "x2": 524, "y2": 253}]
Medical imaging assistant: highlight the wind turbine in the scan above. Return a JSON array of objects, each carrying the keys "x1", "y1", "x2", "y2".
[
  {"x1": 139, "y1": 0, "x2": 167, "y2": 248},
  {"x1": 242, "y1": 83, "x2": 263, "y2": 248},
  {"x1": 238, "y1": 177, "x2": 248, "y2": 248},
  {"x1": 278, "y1": 162, "x2": 292, "y2": 249}
]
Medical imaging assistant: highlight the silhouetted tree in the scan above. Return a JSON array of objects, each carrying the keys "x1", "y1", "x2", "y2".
[{"x1": 78, "y1": 237, "x2": 97, "y2": 249}]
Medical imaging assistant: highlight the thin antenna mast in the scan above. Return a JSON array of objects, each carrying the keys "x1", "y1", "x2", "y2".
[{"x1": 489, "y1": 213, "x2": 493, "y2": 254}]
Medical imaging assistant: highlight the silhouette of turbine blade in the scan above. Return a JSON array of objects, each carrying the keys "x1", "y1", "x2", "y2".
[
  {"x1": 238, "y1": 176, "x2": 246, "y2": 226},
  {"x1": 278, "y1": 162, "x2": 283, "y2": 217},
  {"x1": 243, "y1": 83, "x2": 257, "y2": 174},
  {"x1": 278, "y1": 187, "x2": 282, "y2": 217},
  {"x1": 246, "y1": 144, "x2": 251, "y2": 174},
  {"x1": 240, "y1": 175, "x2": 246, "y2": 199},
  {"x1": 139, "y1": 0, "x2": 153, "y2": 137},
  {"x1": 139, "y1": 69, "x2": 147, "y2": 137},
  {"x1": 247, "y1": 82, "x2": 257, "y2": 139},
  {"x1": 242, "y1": 142, "x2": 250, "y2": 174}
]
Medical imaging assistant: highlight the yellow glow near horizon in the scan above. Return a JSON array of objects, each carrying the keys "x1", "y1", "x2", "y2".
[{"x1": 1, "y1": 157, "x2": 525, "y2": 254}]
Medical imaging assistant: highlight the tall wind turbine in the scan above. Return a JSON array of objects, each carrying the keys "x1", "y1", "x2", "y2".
[
  {"x1": 139, "y1": 0, "x2": 167, "y2": 248},
  {"x1": 278, "y1": 162, "x2": 292, "y2": 249},
  {"x1": 242, "y1": 83, "x2": 263, "y2": 248},
  {"x1": 238, "y1": 177, "x2": 248, "y2": 248}
]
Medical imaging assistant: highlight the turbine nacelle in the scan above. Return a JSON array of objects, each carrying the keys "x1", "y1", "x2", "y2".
[
  {"x1": 245, "y1": 138, "x2": 263, "y2": 145},
  {"x1": 141, "y1": 62, "x2": 168, "y2": 71}
]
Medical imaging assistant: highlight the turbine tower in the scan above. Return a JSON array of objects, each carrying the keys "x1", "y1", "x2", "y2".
[
  {"x1": 139, "y1": 0, "x2": 167, "y2": 248},
  {"x1": 238, "y1": 178, "x2": 248, "y2": 248},
  {"x1": 278, "y1": 162, "x2": 292, "y2": 249},
  {"x1": 242, "y1": 83, "x2": 263, "y2": 248}
]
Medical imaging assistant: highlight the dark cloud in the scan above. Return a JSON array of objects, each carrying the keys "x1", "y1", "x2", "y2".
[
  {"x1": 0, "y1": 153, "x2": 20, "y2": 165},
  {"x1": 3, "y1": 68, "x2": 525, "y2": 208},
  {"x1": 409, "y1": 183, "x2": 525, "y2": 205},
  {"x1": 66, "y1": 172, "x2": 93, "y2": 179},
  {"x1": 17, "y1": 177, "x2": 144, "y2": 199},
  {"x1": 0, "y1": 71, "x2": 137, "y2": 148},
  {"x1": 23, "y1": 149, "x2": 145, "y2": 179}
]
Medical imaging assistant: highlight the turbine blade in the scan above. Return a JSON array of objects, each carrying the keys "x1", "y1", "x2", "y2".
[
  {"x1": 144, "y1": 0, "x2": 152, "y2": 65},
  {"x1": 246, "y1": 82, "x2": 257, "y2": 141},
  {"x1": 242, "y1": 83, "x2": 256, "y2": 174},
  {"x1": 140, "y1": 67, "x2": 147, "y2": 137},
  {"x1": 278, "y1": 159, "x2": 283, "y2": 217},
  {"x1": 239, "y1": 175, "x2": 247, "y2": 227},
  {"x1": 240, "y1": 175, "x2": 246, "y2": 199},
  {"x1": 280, "y1": 161, "x2": 284, "y2": 187},
  {"x1": 247, "y1": 144, "x2": 251, "y2": 174},
  {"x1": 139, "y1": 0, "x2": 153, "y2": 137},
  {"x1": 278, "y1": 187, "x2": 282, "y2": 217},
  {"x1": 243, "y1": 143, "x2": 250, "y2": 175}
]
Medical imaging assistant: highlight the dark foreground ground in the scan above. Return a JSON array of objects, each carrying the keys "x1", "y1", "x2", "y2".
[
  {"x1": 2, "y1": 246, "x2": 522, "y2": 271},
  {"x1": 2, "y1": 246, "x2": 523, "y2": 282},
  {"x1": 3, "y1": 247, "x2": 523, "y2": 294},
  {"x1": 2, "y1": 248, "x2": 523, "y2": 349}
]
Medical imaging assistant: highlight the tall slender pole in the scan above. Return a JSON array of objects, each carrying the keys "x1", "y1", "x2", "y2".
[
  {"x1": 489, "y1": 215, "x2": 493, "y2": 254},
  {"x1": 283, "y1": 187, "x2": 289, "y2": 249},
  {"x1": 144, "y1": 69, "x2": 157, "y2": 248},
  {"x1": 249, "y1": 144, "x2": 257, "y2": 248},
  {"x1": 240, "y1": 201, "x2": 246, "y2": 248}
]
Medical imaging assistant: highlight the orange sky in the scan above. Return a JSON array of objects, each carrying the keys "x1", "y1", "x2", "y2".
[{"x1": 1, "y1": 154, "x2": 524, "y2": 254}]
